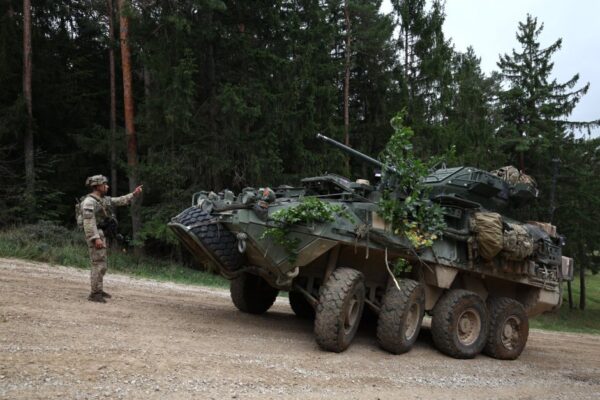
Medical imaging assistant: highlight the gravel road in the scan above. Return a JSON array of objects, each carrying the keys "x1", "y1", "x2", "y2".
[{"x1": 1, "y1": 258, "x2": 599, "y2": 399}]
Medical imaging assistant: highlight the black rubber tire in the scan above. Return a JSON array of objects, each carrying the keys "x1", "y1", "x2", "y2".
[
  {"x1": 314, "y1": 268, "x2": 365, "y2": 353},
  {"x1": 431, "y1": 289, "x2": 489, "y2": 359},
  {"x1": 175, "y1": 207, "x2": 242, "y2": 273},
  {"x1": 483, "y1": 297, "x2": 529, "y2": 360},
  {"x1": 230, "y1": 272, "x2": 279, "y2": 314},
  {"x1": 376, "y1": 279, "x2": 425, "y2": 355},
  {"x1": 289, "y1": 291, "x2": 315, "y2": 319}
]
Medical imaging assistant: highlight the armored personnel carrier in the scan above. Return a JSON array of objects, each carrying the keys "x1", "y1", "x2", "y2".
[{"x1": 169, "y1": 134, "x2": 573, "y2": 360}]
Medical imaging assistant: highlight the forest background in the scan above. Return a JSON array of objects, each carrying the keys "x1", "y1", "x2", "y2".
[{"x1": 0, "y1": 0, "x2": 599, "y2": 295}]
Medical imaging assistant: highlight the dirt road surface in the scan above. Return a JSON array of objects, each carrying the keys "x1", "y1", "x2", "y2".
[{"x1": 1, "y1": 258, "x2": 599, "y2": 399}]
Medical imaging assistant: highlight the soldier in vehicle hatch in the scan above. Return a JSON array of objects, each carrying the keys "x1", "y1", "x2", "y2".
[{"x1": 80, "y1": 175, "x2": 142, "y2": 303}]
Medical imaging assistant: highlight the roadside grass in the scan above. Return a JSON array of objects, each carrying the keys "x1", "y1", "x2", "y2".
[
  {"x1": 1, "y1": 222, "x2": 598, "y2": 334},
  {"x1": 0, "y1": 222, "x2": 228, "y2": 289},
  {"x1": 531, "y1": 273, "x2": 600, "y2": 335}
]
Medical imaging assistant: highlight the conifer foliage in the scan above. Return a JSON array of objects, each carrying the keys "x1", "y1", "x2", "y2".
[
  {"x1": 497, "y1": 14, "x2": 591, "y2": 173},
  {"x1": 0, "y1": 1, "x2": 597, "y2": 283}
]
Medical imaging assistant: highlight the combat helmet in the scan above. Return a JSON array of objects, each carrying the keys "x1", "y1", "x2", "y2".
[{"x1": 85, "y1": 175, "x2": 108, "y2": 187}]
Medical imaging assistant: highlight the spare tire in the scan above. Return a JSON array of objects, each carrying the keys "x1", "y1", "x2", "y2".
[{"x1": 173, "y1": 207, "x2": 243, "y2": 273}]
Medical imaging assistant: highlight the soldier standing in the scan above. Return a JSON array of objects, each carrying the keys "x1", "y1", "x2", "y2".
[{"x1": 81, "y1": 175, "x2": 142, "y2": 303}]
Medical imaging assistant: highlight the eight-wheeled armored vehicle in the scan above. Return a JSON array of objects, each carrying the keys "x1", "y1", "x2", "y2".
[{"x1": 169, "y1": 134, "x2": 574, "y2": 359}]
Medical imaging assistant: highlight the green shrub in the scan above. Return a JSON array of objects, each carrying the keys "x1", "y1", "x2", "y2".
[{"x1": 0, "y1": 222, "x2": 228, "y2": 288}]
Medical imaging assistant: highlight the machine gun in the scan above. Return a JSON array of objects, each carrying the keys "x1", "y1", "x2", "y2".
[
  {"x1": 97, "y1": 217, "x2": 118, "y2": 240},
  {"x1": 316, "y1": 133, "x2": 385, "y2": 168},
  {"x1": 316, "y1": 133, "x2": 404, "y2": 195}
]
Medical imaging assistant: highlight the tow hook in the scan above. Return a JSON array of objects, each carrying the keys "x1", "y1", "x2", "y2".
[{"x1": 236, "y1": 232, "x2": 248, "y2": 254}]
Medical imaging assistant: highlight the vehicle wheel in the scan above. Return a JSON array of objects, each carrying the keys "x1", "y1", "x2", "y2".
[
  {"x1": 376, "y1": 279, "x2": 425, "y2": 354},
  {"x1": 289, "y1": 291, "x2": 315, "y2": 319},
  {"x1": 483, "y1": 297, "x2": 529, "y2": 360},
  {"x1": 230, "y1": 272, "x2": 279, "y2": 314},
  {"x1": 431, "y1": 289, "x2": 488, "y2": 359},
  {"x1": 174, "y1": 207, "x2": 243, "y2": 273},
  {"x1": 314, "y1": 268, "x2": 365, "y2": 353}
]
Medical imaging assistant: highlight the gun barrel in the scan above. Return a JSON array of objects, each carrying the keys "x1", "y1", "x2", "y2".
[{"x1": 316, "y1": 133, "x2": 384, "y2": 170}]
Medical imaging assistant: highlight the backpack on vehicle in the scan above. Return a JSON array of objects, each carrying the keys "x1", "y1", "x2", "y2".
[{"x1": 469, "y1": 212, "x2": 503, "y2": 260}]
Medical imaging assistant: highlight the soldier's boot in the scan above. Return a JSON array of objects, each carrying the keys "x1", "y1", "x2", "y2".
[
  {"x1": 100, "y1": 291, "x2": 112, "y2": 299},
  {"x1": 88, "y1": 292, "x2": 106, "y2": 303}
]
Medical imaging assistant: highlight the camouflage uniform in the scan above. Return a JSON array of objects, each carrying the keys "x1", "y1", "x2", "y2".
[{"x1": 81, "y1": 175, "x2": 135, "y2": 298}]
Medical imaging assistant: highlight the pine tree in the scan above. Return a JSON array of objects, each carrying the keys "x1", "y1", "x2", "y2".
[
  {"x1": 497, "y1": 14, "x2": 591, "y2": 173},
  {"x1": 345, "y1": 0, "x2": 397, "y2": 169},
  {"x1": 552, "y1": 137, "x2": 600, "y2": 309},
  {"x1": 498, "y1": 15, "x2": 599, "y2": 310},
  {"x1": 391, "y1": 0, "x2": 454, "y2": 156},
  {"x1": 447, "y1": 47, "x2": 501, "y2": 169},
  {"x1": 106, "y1": 0, "x2": 118, "y2": 197},
  {"x1": 22, "y1": 0, "x2": 34, "y2": 211},
  {"x1": 118, "y1": 0, "x2": 142, "y2": 248}
]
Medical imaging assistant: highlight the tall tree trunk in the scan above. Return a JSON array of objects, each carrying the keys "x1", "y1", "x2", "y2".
[
  {"x1": 567, "y1": 280, "x2": 573, "y2": 309},
  {"x1": 579, "y1": 267, "x2": 586, "y2": 310},
  {"x1": 118, "y1": 0, "x2": 142, "y2": 249},
  {"x1": 206, "y1": 14, "x2": 215, "y2": 101},
  {"x1": 579, "y1": 249, "x2": 586, "y2": 311},
  {"x1": 206, "y1": 11, "x2": 217, "y2": 189},
  {"x1": 404, "y1": 30, "x2": 409, "y2": 84},
  {"x1": 343, "y1": 0, "x2": 351, "y2": 171},
  {"x1": 548, "y1": 159, "x2": 573, "y2": 308},
  {"x1": 107, "y1": 0, "x2": 118, "y2": 197},
  {"x1": 22, "y1": 0, "x2": 34, "y2": 205},
  {"x1": 143, "y1": 64, "x2": 151, "y2": 98}
]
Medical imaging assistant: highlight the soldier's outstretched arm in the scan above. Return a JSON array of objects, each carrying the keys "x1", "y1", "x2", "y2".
[{"x1": 111, "y1": 185, "x2": 143, "y2": 207}]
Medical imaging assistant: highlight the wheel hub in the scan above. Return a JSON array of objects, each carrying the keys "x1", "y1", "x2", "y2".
[
  {"x1": 501, "y1": 316, "x2": 521, "y2": 350},
  {"x1": 457, "y1": 309, "x2": 481, "y2": 346}
]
